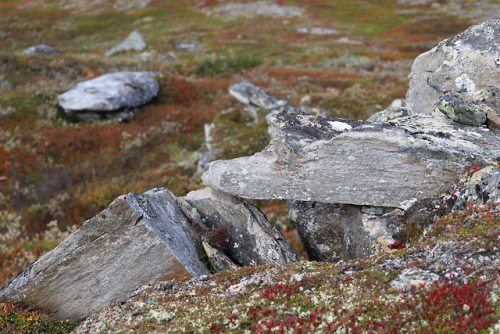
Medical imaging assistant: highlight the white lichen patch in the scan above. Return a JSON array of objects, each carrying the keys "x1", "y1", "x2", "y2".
[{"x1": 328, "y1": 121, "x2": 352, "y2": 132}]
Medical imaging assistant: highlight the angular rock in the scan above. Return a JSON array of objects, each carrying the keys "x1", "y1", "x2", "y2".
[
  {"x1": 58, "y1": 72, "x2": 159, "y2": 121},
  {"x1": 202, "y1": 110, "x2": 500, "y2": 208},
  {"x1": 180, "y1": 187, "x2": 300, "y2": 266},
  {"x1": 288, "y1": 201, "x2": 345, "y2": 262},
  {"x1": 23, "y1": 44, "x2": 63, "y2": 56},
  {"x1": 105, "y1": 29, "x2": 146, "y2": 56},
  {"x1": 0, "y1": 188, "x2": 209, "y2": 323},
  {"x1": 289, "y1": 201, "x2": 396, "y2": 261},
  {"x1": 407, "y1": 20, "x2": 500, "y2": 115},
  {"x1": 202, "y1": 241, "x2": 239, "y2": 273},
  {"x1": 229, "y1": 81, "x2": 289, "y2": 123},
  {"x1": 437, "y1": 95, "x2": 488, "y2": 126}
]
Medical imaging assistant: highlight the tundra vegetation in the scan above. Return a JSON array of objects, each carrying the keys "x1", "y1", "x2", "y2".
[{"x1": 0, "y1": 0, "x2": 498, "y2": 332}]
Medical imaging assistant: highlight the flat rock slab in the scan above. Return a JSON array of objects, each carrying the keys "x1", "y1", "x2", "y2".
[
  {"x1": 180, "y1": 187, "x2": 299, "y2": 266},
  {"x1": 407, "y1": 20, "x2": 500, "y2": 115},
  {"x1": 58, "y1": 71, "x2": 159, "y2": 121},
  {"x1": 203, "y1": 111, "x2": 500, "y2": 208},
  {"x1": 0, "y1": 188, "x2": 209, "y2": 323}
]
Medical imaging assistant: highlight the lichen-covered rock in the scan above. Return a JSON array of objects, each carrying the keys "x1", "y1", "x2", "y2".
[
  {"x1": 437, "y1": 95, "x2": 488, "y2": 126},
  {"x1": 0, "y1": 188, "x2": 209, "y2": 323},
  {"x1": 203, "y1": 111, "x2": 500, "y2": 208},
  {"x1": 407, "y1": 20, "x2": 500, "y2": 116},
  {"x1": 180, "y1": 187, "x2": 300, "y2": 266},
  {"x1": 454, "y1": 166, "x2": 500, "y2": 209},
  {"x1": 105, "y1": 29, "x2": 146, "y2": 56},
  {"x1": 366, "y1": 107, "x2": 410, "y2": 123},
  {"x1": 58, "y1": 72, "x2": 159, "y2": 121},
  {"x1": 340, "y1": 205, "x2": 396, "y2": 259},
  {"x1": 23, "y1": 44, "x2": 63, "y2": 56}
]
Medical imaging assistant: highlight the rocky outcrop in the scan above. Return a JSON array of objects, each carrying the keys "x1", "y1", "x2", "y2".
[
  {"x1": 407, "y1": 20, "x2": 500, "y2": 116},
  {"x1": 0, "y1": 188, "x2": 209, "y2": 323},
  {"x1": 23, "y1": 44, "x2": 63, "y2": 56},
  {"x1": 105, "y1": 29, "x2": 146, "y2": 56},
  {"x1": 58, "y1": 72, "x2": 159, "y2": 121},
  {"x1": 203, "y1": 110, "x2": 500, "y2": 208},
  {"x1": 179, "y1": 187, "x2": 299, "y2": 268}
]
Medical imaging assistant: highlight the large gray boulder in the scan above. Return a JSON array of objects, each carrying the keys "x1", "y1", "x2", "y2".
[
  {"x1": 179, "y1": 187, "x2": 300, "y2": 267},
  {"x1": 58, "y1": 72, "x2": 159, "y2": 121},
  {"x1": 406, "y1": 20, "x2": 500, "y2": 117},
  {"x1": 105, "y1": 29, "x2": 146, "y2": 56},
  {"x1": 202, "y1": 110, "x2": 500, "y2": 208},
  {"x1": 0, "y1": 188, "x2": 209, "y2": 323}
]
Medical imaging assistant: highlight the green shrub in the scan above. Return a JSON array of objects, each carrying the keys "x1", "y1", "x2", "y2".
[{"x1": 194, "y1": 52, "x2": 262, "y2": 77}]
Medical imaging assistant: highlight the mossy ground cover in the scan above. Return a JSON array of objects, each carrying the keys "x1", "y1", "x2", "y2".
[{"x1": 0, "y1": 0, "x2": 498, "y2": 331}]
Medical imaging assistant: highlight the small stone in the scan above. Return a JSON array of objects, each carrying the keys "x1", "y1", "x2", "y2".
[
  {"x1": 487, "y1": 108, "x2": 500, "y2": 129},
  {"x1": 105, "y1": 30, "x2": 146, "y2": 56},
  {"x1": 23, "y1": 44, "x2": 63, "y2": 56}
]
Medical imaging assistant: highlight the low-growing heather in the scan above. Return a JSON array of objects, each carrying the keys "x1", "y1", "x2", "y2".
[{"x1": 0, "y1": 300, "x2": 76, "y2": 333}]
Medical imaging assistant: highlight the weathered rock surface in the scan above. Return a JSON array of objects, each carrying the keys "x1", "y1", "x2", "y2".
[
  {"x1": 105, "y1": 29, "x2": 146, "y2": 56},
  {"x1": 288, "y1": 201, "x2": 345, "y2": 262},
  {"x1": 0, "y1": 188, "x2": 209, "y2": 322},
  {"x1": 203, "y1": 110, "x2": 500, "y2": 208},
  {"x1": 202, "y1": 241, "x2": 239, "y2": 273},
  {"x1": 180, "y1": 187, "x2": 300, "y2": 266},
  {"x1": 58, "y1": 72, "x2": 159, "y2": 121},
  {"x1": 454, "y1": 165, "x2": 500, "y2": 208},
  {"x1": 437, "y1": 95, "x2": 488, "y2": 126},
  {"x1": 23, "y1": 44, "x2": 63, "y2": 56},
  {"x1": 367, "y1": 107, "x2": 410, "y2": 123},
  {"x1": 407, "y1": 20, "x2": 500, "y2": 115},
  {"x1": 340, "y1": 205, "x2": 396, "y2": 259}
]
